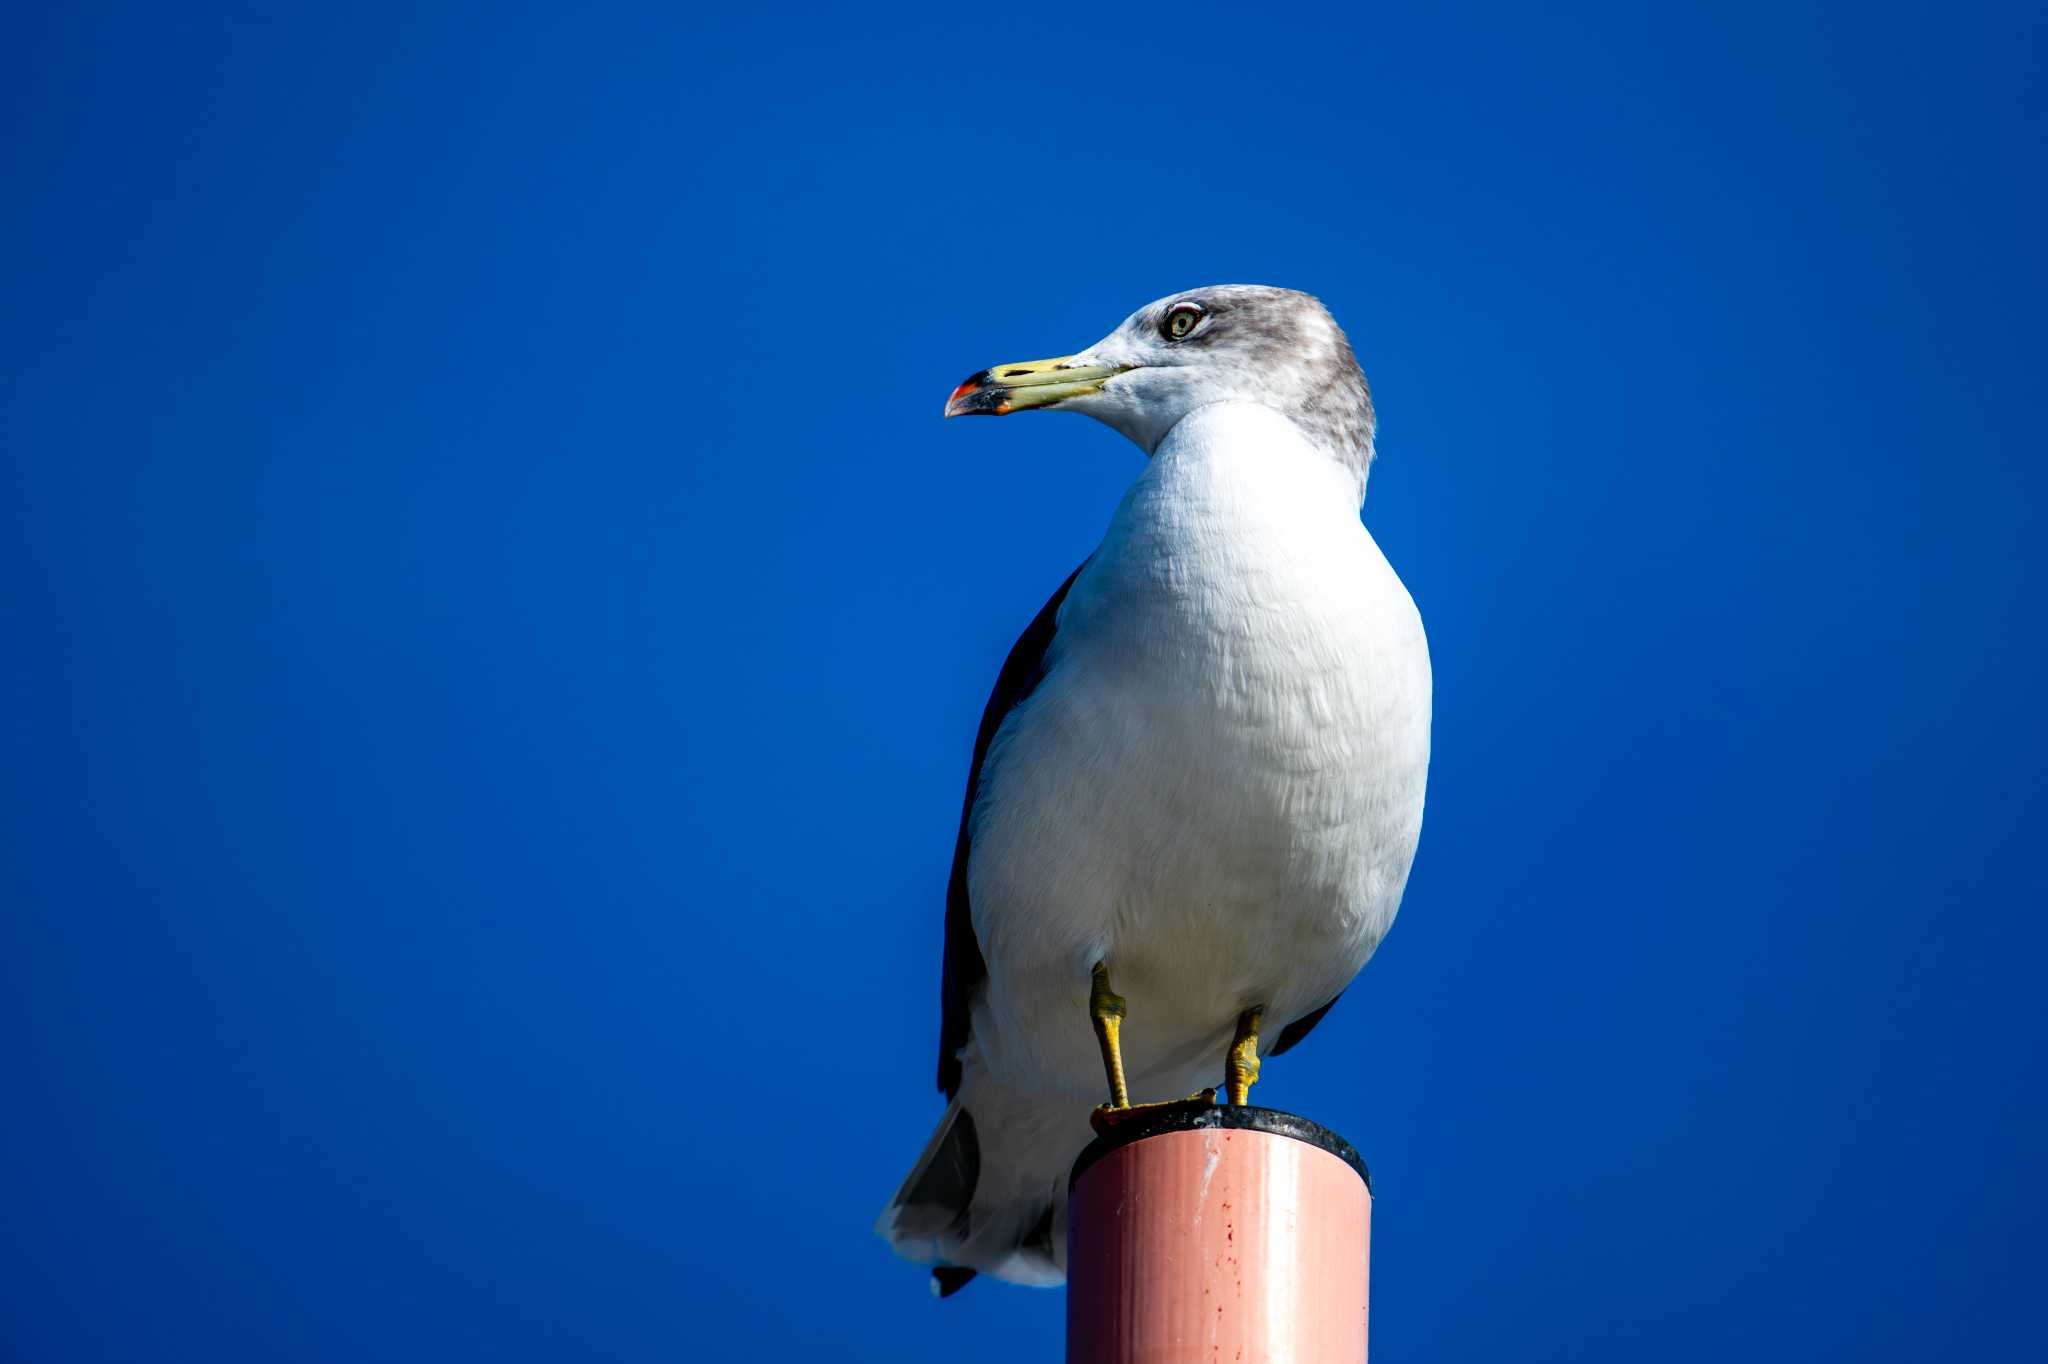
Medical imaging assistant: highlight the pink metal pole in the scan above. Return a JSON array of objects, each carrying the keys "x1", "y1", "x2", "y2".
[{"x1": 1066, "y1": 1107, "x2": 1372, "y2": 1364}]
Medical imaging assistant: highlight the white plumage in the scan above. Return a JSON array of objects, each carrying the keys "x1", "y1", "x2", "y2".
[{"x1": 880, "y1": 287, "x2": 1431, "y2": 1292}]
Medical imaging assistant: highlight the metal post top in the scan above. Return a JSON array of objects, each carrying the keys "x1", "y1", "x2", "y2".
[{"x1": 1068, "y1": 1105, "x2": 1372, "y2": 1193}]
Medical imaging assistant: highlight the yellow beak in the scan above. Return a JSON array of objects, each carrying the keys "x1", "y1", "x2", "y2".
[{"x1": 943, "y1": 356, "x2": 1130, "y2": 418}]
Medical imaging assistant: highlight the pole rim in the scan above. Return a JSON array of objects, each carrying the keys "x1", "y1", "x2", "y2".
[{"x1": 1068, "y1": 1104, "x2": 1372, "y2": 1193}]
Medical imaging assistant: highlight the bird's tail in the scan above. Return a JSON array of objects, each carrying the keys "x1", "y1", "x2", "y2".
[{"x1": 875, "y1": 1068, "x2": 1095, "y2": 1295}]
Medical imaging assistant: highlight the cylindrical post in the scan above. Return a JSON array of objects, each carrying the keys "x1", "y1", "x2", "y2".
[{"x1": 1065, "y1": 1106, "x2": 1372, "y2": 1364}]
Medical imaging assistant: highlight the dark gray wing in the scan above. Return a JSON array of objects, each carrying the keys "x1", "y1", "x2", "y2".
[
  {"x1": 937, "y1": 562, "x2": 1088, "y2": 1098},
  {"x1": 1267, "y1": 991, "x2": 1343, "y2": 1056}
]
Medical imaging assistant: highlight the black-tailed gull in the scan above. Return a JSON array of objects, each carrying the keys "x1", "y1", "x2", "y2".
[{"x1": 879, "y1": 286, "x2": 1431, "y2": 1295}]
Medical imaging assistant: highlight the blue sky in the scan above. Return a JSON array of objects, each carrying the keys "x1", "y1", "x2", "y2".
[{"x1": 3, "y1": 3, "x2": 2043, "y2": 1360}]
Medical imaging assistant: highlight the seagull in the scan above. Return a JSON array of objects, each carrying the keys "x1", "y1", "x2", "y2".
[{"x1": 877, "y1": 286, "x2": 1431, "y2": 1296}]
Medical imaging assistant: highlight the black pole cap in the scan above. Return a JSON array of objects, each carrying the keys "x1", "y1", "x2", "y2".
[{"x1": 1069, "y1": 1104, "x2": 1371, "y2": 1193}]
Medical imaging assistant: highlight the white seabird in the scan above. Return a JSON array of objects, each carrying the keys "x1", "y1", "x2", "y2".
[{"x1": 878, "y1": 286, "x2": 1432, "y2": 1295}]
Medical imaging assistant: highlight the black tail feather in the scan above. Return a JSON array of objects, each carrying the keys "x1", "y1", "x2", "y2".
[{"x1": 931, "y1": 1266, "x2": 977, "y2": 1298}]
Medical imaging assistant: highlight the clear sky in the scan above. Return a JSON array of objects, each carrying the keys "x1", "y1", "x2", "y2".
[{"x1": 3, "y1": 3, "x2": 2043, "y2": 1360}]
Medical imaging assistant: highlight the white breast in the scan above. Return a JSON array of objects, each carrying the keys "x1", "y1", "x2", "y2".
[{"x1": 966, "y1": 403, "x2": 1432, "y2": 1100}]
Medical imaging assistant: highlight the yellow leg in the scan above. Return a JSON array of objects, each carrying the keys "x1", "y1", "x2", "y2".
[
  {"x1": 1090, "y1": 961, "x2": 1131, "y2": 1110},
  {"x1": 1227, "y1": 1007, "x2": 1263, "y2": 1106}
]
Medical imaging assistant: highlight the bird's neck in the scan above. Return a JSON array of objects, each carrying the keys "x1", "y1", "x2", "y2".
[
  {"x1": 1082, "y1": 402, "x2": 1372, "y2": 605},
  {"x1": 1067, "y1": 400, "x2": 1393, "y2": 661},
  {"x1": 1153, "y1": 401, "x2": 1368, "y2": 510}
]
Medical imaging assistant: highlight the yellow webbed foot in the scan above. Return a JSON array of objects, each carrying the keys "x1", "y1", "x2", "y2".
[
  {"x1": 1226, "y1": 1007, "x2": 1263, "y2": 1106},
  {"x1": 1089, "y1": 1088, "x2": 1218, "y2": 1135}
]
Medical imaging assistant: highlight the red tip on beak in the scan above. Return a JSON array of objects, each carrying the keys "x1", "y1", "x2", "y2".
[{"x1": 943, "y1": 369, "x2": 1011, "y2": 418}]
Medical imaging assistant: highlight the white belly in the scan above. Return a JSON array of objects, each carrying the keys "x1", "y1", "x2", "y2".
[{"x1": 965, "y1": 404, "x2": 1432, "y2": 1100}]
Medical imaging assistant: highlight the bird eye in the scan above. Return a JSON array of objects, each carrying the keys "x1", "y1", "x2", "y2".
[{"x1": 1161, "y1": 303, "x2": 1204, "y2": 341}]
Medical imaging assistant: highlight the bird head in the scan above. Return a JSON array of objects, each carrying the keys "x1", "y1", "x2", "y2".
[{"x1": 943, "y1": 285, "x2": 1374, "y2": 470}]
